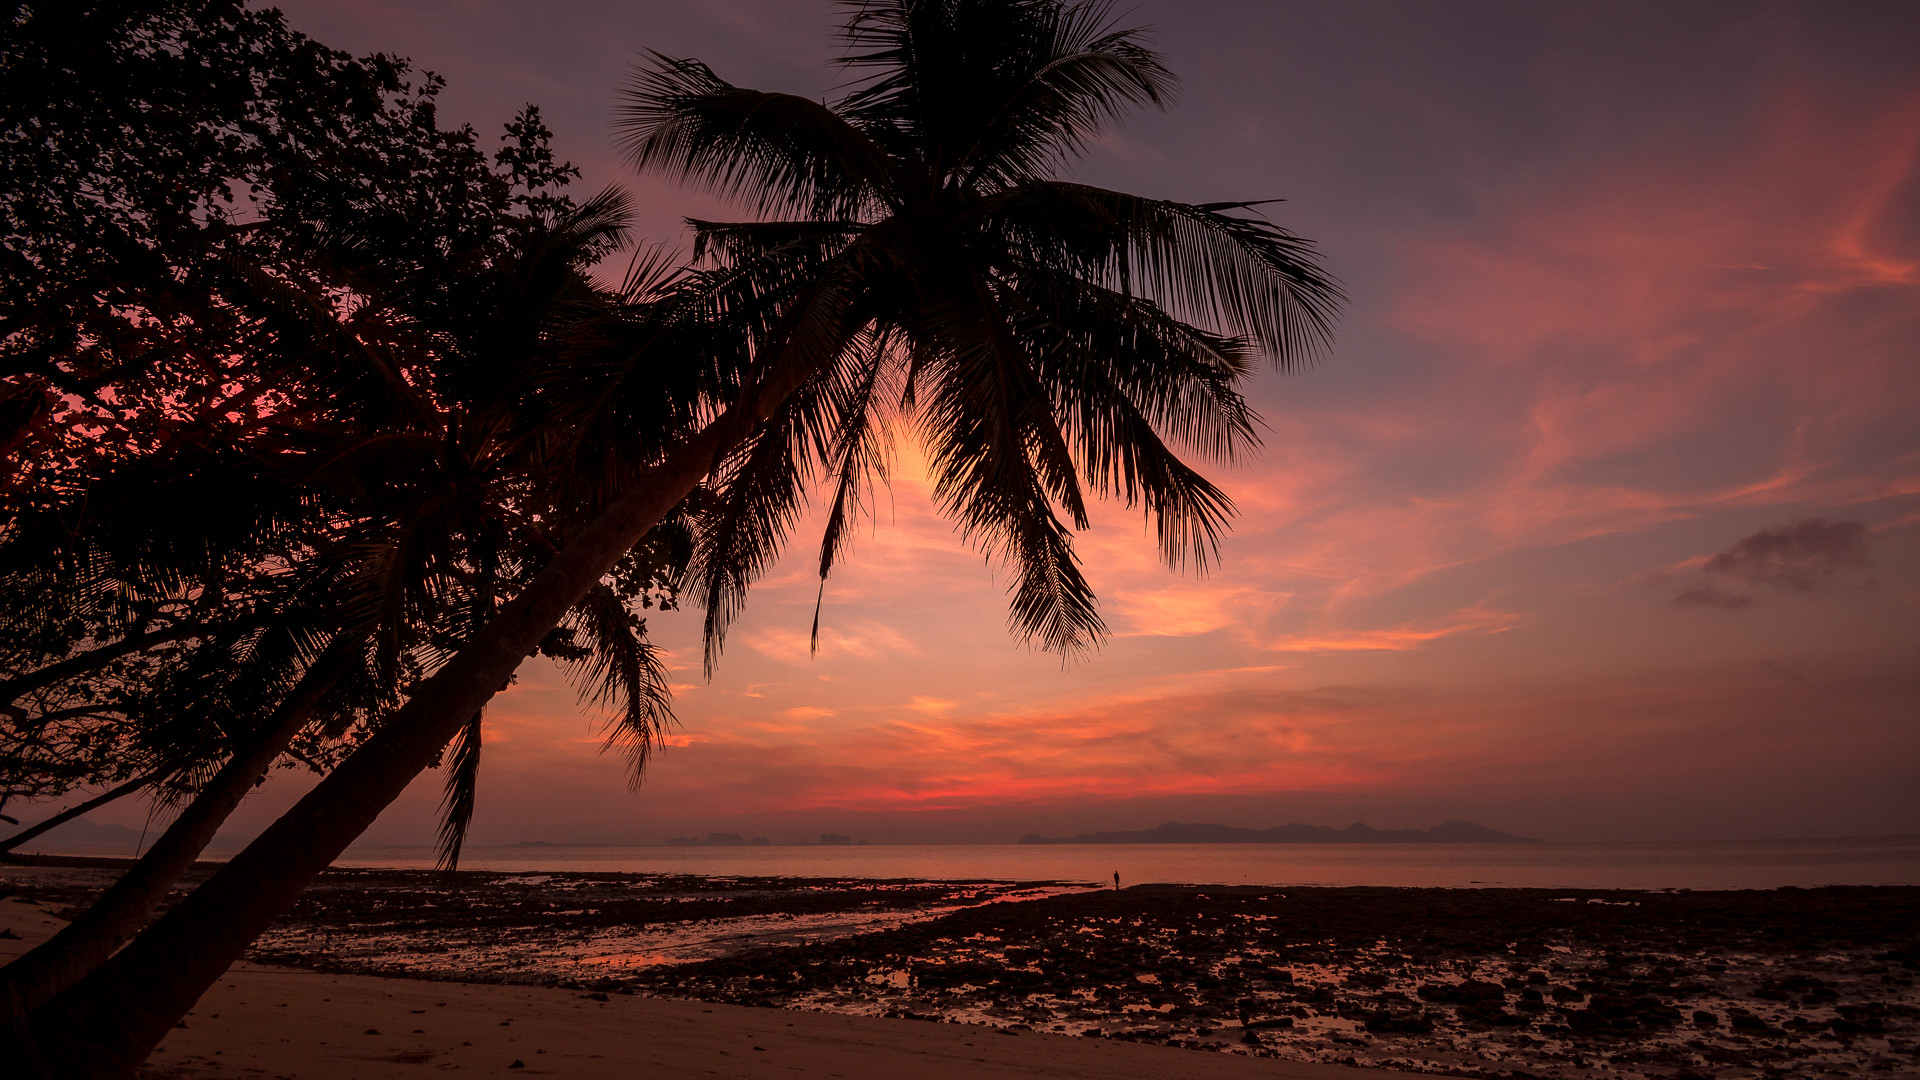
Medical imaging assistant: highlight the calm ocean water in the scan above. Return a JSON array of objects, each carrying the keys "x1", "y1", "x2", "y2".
[{"x1": 316, "y1": 836, "x2": 1920, "y2": 891}]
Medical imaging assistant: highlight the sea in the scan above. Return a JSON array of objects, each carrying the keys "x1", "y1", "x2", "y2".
[
  {"x1": 24, "y1": 835, "x2": 1918, "y2": 891},
  {"x1": 299, "y1": 835, "x2": 1920, "y2": 891}
]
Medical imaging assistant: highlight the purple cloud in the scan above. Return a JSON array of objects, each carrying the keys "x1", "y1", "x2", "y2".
[{"x1": 1702, "y1": 519, "x2": 1870, "y2": 591}]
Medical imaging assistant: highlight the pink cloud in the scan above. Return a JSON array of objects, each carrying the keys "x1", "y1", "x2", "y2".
[
  {"x1": 133, "y1": 21, "x2": 1910, "y2": 850},
  {"x1": 432, "y1": 79, "x2": 1918, "y2": 843}
]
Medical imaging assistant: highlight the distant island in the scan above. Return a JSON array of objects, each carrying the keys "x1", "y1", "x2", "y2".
[
  {"x1": 1017, "y1": 819, "x2": 1540, "y2": 844},
  {"x1": 663, "y1": 832, "x2": 771, "y2": 847},
  {"x1": 659, "y1": 832, "x2": 870, "y2": 846}
]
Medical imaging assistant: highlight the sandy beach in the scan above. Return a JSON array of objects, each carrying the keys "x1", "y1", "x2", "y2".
[
  {"x1": 1, "y1": 894, "x2": 1396, "y2": 1080},
  {"x1": 7, "y1": 861, "x2": 1920, "y2": 1079}
]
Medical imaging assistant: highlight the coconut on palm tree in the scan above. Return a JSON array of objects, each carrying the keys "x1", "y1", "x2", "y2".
[{"x1": 11, "y1": 2, "x2": 1340, "y2": 1074}]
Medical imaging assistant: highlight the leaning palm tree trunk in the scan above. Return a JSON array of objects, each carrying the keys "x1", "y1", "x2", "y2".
[
  {"x1": 10, "y1": 417, "x2": 737, "y2": 1079},
  {"x1": 0, "y1": 639, "x2": 358, "y2": 1024}
]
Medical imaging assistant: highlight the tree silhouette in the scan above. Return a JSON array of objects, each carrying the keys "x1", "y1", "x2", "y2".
[
  {"x1": 7, "y1": 2, "x2": 1341, "y2": 1074},
  {"x1": 0, "y1": 0, "x2": 681, "y2": 1026}
]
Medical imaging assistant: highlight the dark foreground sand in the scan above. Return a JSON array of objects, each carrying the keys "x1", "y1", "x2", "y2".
[
  {"x1": 8, "y1": 861, "x2": 1919, "y2": 1079},
  {"x1": 0, "y1": 896, "x2": 1394, "y2": 1079}
]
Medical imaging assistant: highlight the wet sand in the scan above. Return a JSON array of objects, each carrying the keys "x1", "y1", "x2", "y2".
[
  {"x1": 0, "y1": 894, "x2": 1388, "y2": 1080},
  {"x1": 7, "y1": 861, "x2": 1919, "y2": 1078}
]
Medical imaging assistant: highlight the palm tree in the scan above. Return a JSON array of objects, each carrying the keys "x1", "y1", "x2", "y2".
[
  {"x1": 10, "y1": 3, "x2": 1340, "y2": 1074},
  {"x1": 623, "y1": 0, "x2": 1341, "y2": 663}
]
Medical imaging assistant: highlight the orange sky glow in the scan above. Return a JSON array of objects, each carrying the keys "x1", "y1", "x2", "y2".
[{"x1": 81, "y1": 1, "x2": 1919, "y2": 846}]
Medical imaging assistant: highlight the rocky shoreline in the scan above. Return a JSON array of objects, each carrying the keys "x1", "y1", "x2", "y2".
[{"x1": 6, "y1": 864, "x2": 1917, "y2": 1079}]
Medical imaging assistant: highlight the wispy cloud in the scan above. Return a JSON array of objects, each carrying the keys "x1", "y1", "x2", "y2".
[
  {"x1": 246, "y1": 4, "x2": 1920, "y2": 849},
  {"x1": 1263, "y1": 606, "x2": 1516, "y2": 653},
  {"x1": 1670, "y1": 584, "x2": 1755, "y2": 611}
]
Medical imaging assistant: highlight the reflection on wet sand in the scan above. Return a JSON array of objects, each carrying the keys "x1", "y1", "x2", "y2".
[
  {"x1": 10, "y1": 864, "x2": 1917, "y2": 1079},
  {"x1": 246, "y1": 870, "x2": 1084, "y2": 980}
]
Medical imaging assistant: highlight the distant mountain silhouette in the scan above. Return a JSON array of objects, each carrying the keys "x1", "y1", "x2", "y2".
[
  {"x1": 662, "y1": 833, "x2": 772, "y2": 846},
  {"x1": 1017, "y1": 819, "x2": 1540, "y2": 844},
  {"x1": 6, "y1": 818, "x2": 147, "y2": 848}
]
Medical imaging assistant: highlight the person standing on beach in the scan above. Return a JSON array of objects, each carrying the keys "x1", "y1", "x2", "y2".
[{"x1": 1114, "y1": 872, "x2": 1121, "y2": 891}]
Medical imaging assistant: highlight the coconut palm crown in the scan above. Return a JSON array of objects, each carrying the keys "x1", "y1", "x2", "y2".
[{"x1": 618, "y1": 0, "x2": 1343, "y2": 667}]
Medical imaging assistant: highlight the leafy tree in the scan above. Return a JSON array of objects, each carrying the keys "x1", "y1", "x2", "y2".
[
  {"x1": 0, "y1": 0, "x2": 683, "y2": 1026},
  {"x1": 0, "y1": 0, "x2": 506, "y2": 811},
  {"x1": 0, "y1": 0, "x2": 635, "y2": 830},
  {"x1": 9, "y1": 1, "x2": 1341, "y2": 1074}
]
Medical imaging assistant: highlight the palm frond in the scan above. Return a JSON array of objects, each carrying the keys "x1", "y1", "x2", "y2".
[
  {"x1": 547, "y1": 186, "x2": 636, "y2": 259},
  {"x1": 1002, "y1": 284, "x2": 1244, "y2": 572},
  {"x1": 617, "y1": 54, "x2": 893, "y2": 219},
  {"x1": 837, "y1": 0, "x2": 1173, "y2": 186},
  {"x1": 688, "y1": 219, "x2": 866, "y2": 267},
  {"x1": 434, "y1": 710, "x2": 483, "y2": 871},
  {"x1": 907, "y1": 277, "x2": 1105, "y2": 655},
  {"x1": 562, "y1": 583, "x2": 676, "y2": 787},
  {"x1": 983, "y1": 181, "x2": 1345, "y2": 368},
  {"x1": 811, "y1": 326, "x2": 901, "y2": 650},
  {"x1": 690, "y1": 372, "x2": 832, "y2": 675}
]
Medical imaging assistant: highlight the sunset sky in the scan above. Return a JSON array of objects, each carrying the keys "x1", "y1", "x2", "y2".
[{"x1": 97, "y1": 1, "x2": 1920, "y2": 847}]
